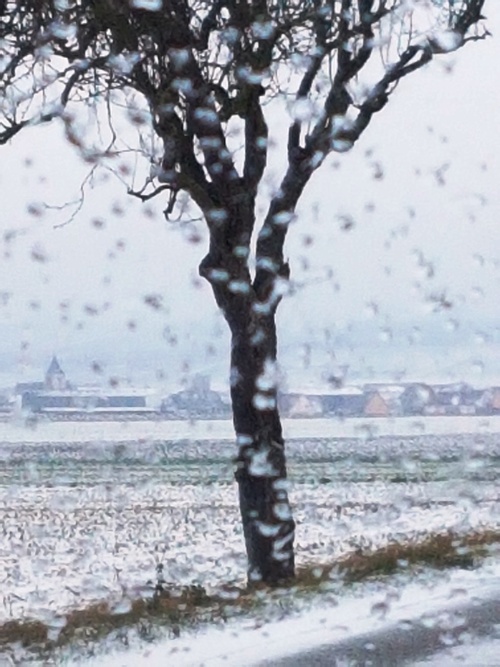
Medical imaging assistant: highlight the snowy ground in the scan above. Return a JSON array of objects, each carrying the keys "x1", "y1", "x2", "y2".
[
  {"x1": 73, "y1": 557, "x2": 500, "y2": 666},
  {"x1": 2, "y1": 415, "x2": 500, "y2": 444},
  {"x1": 0, "y1": 433, "x2": 499, "y2": 629}
]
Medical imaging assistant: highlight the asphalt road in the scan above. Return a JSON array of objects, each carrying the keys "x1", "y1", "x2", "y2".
[{"x1": 259, "y1": 595, "x2": 500, "y2": 666}]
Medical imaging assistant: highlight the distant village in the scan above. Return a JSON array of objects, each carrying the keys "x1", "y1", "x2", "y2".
[{"x1": 1, "y1": 357, "x2": 500, "y2": 422}]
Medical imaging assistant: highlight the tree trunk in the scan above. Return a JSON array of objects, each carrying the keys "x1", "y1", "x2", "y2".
[
  {"x1": 200, "y1": 248, "x2": 295, "y2": 585},
  {"x1": 230, "y1": 310, "x2": 295, "y2": 585}
]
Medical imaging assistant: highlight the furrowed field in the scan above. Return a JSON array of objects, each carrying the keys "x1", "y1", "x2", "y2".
[{"x1": 1, "y1": 431, "x2": 499, "y2": 629}]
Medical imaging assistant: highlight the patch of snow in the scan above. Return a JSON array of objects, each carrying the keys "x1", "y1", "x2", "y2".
[
  {"x1": 78, "y1": 559, "x2": 500, "y2": 666},
  {"x1": 2, "y1": 415, "x2": 500, "y2": 444}
]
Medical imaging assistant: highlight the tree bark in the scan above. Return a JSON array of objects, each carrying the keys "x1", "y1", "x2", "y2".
[
  {"x1": 230, "y1": 308, "x2": 295, "y2": 585},
  {"x1": 200, "y1": 242, "x2": 295, "y2": 585}
]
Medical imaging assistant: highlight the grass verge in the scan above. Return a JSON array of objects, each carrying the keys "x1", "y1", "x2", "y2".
[{"x1": 2, "y1": 528, "x2": 500, "y2": 661}]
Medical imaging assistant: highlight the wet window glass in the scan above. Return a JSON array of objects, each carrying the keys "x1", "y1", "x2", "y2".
[{"x1": 0, "y1": 2, "x2": 498, "y2": 665}]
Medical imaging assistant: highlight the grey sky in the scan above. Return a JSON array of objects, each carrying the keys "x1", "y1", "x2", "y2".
[{"x1": 1, "y1": 9, "x2": 499, "y2": 389}]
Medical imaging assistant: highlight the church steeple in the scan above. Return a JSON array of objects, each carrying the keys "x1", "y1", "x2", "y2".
[{"x1": 45, "y1": 356, "x2": 67, "y2": 390}]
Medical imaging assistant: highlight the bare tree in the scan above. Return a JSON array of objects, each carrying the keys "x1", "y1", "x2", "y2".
[{"x1": 0, "y1": 0, "x2": 487, "y2": 585}]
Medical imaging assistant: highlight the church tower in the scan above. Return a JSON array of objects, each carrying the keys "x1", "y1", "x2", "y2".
[{"x1": 45, "y1": 356, "x2": 68, "y2": 390}]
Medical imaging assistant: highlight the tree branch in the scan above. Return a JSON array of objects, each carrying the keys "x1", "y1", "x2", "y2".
[
  {"x1": 128, "y1": 183, "x2": 172, "y2": 202},
  {"x1": 196, "y1": 0, "x2": 225, "y2": 51},
  {"x1": 0, "y1": 109, "x2": 58, "y2": 145},
  {"x1": 243, "y1": 90, "x2": 268, "y2": 194}
]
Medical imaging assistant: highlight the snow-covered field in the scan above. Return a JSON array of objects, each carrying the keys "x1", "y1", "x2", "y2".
[
  {"x1": 0, "y1": 432, "x2": 499, "y2": 631},
  {"x1": 2, "y1": 415, "x2": 500, "y2": 444}
]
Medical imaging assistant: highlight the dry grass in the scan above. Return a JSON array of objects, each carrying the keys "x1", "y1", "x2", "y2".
[
  {"x1": 2, "y1": 528, "x2": 500, "y2": 660},
  {"x1": 295, "y1": 528, "x2": 500, "y2": 587}
]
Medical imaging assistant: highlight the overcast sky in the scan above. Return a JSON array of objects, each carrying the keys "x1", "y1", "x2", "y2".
[{"x1": 1, "y1": 9, "x2": 499, "y2": 391}]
